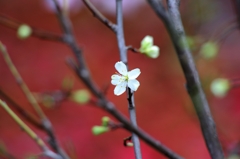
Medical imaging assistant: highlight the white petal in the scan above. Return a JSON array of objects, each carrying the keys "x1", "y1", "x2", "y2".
[
  {"x1": 115, "y1": 61, "x2": 127, "y2": 76},
  {"x1": 111, "y1": 75, "x2": 122, "y2": 85},
  {"x1": 128, "y1": 68, "x2": 141, "y2": 80},
  {"x1": 128, "y1": 79, "x2": 140, "y2": 91},
  {"x1": 114, "y1": 82, "x2": 127, "y2": 96}
]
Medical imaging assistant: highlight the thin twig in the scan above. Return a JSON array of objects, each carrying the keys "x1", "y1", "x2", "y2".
[
  {"x1": 127, "y1": 46, "x2": 140, "y2": 53},
  {"x1": 0, "y1": 89, "x2": 44, "y2": 130},
  {"x1": 0, "y1": 14, "x2": 64, "y2": 42},
  {"x1": 0, "y1": 42, "x2": 69, "y2": 159},
  {"x1": 0, "y1": 99, "x2": 61, "y2": 159},
  {"x1": 0, "y1": 42, "x2": 46, "y2": 119},
  {"x1": 82, "y1": 0, "x2": 117, "y2": 33},
  {"x1": 52, "y1": 0, "x2": 102, "y2": 98},
  {"x1": 115, "y1": 0, "x2": 142, "y2": 159},
  {"x1": 147, "y1": 0, "x2": 224, "y2": 158}
]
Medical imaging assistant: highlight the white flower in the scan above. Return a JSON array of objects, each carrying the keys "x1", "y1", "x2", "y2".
[{"x1": 111, "y1": 61, "x2": 140, "y2": 96}]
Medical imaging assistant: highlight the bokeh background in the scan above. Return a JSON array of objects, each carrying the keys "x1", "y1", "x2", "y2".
[{"x1": 0, "y1": 0, "x2": 240, "y2": 158}]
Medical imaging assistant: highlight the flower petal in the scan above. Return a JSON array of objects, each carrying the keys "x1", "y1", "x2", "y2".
[
  {"x1": 128, "y1": 68, "x2": 141, "y2": 79},
  {"x1": 114, "y1": 82, "x2": 127, "y2": 96},
  {"x1": 111, "y1": 75, "x2": 122, "y2": 85},
  {"x1": 115, "y1": 61, "x2": 127, "y2": 76},
  {"x1": 128, "y1": 79, "x2": 140, "y2": 91}
]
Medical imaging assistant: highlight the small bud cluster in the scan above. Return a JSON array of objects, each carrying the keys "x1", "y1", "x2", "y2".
[
  {"x1": 92, "y1": 116, "x2": 111, "y2": 135},
  {"x1": 139, "y1": 35, "x2": 160, "y2": 58}
]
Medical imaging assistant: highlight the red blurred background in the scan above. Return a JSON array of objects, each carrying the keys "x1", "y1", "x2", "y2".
[{"x1": 0, "y1": 0, "x2": 240, "y2": 158}]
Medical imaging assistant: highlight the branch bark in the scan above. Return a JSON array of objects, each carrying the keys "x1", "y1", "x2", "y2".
[
  {"x1": 0, "y1": 99, "x2": 62, "y2": 159},
  {"x1": 147, "y1": 0, "x2": 224, "y2": 158},
  {"x1": 0, "y1": 14, "x2": 64, "y2": 42},
  {"x1": 115, "y1": 0, "x2": 142, "y2": 158},
  {"x1": 0, "y1": 89, "x2": 44, "y2": 130},
  {"x1": 0, "y1": 42, "x2": 69, "y2": 159},
  {"x1": 82, "y1": 0, "x2": 117, "y2": 33}
]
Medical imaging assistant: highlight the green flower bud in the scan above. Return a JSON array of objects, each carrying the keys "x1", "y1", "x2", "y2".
[
  {"x1": 71, "y1": 89, "x2": 90, "y2": 104},
  {"x1": 200, "y1": 41, "x2": 219, "y2": 59},
  {"x1": 17, "y1": 24, "x2": 32, "y2": 39},
  {"x1": 140, "y1": 35, "x2": 153, "y2": 52},
  {"x1": 145, "y1": 45, "x2": 160, "y2": 58},
  {"x1": 92, "y1": 126, "x2": 109, "y2": 135},
  {"x1": 139, "y1": 35, "x2": 160, "y2": 58},
  {"x1": 101, "y1": 116, "x2": 110, "y2": 126},
  {"x1": 210, "y1": 78, "x2": 230, "y2": 98}
]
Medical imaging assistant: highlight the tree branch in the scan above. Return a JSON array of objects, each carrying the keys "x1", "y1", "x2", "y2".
[
  {"x1": 147, "y1": 0, "x2": 224, "y2": 158},
  {"x1": 0, "y1": 14, "x2": 64, "y2": 42},
  {"x1": 0, "y1": 42, "x2": 69, "y2": 159},
  {"x1": 82, "y1": 0, "x2": 117, "y2": 33},
  {"x1": 231, "y1": 0, "x2": 240, "y2": 29},
  {"x1": 115, "y1": 0, "x2": 142, "y2": 159},
  {"x1": 0, "y1": 89, "x2": 44, "y2": 130},
  {"x1": 0, "y1": 99, "x2": 61, "y2": 159}
]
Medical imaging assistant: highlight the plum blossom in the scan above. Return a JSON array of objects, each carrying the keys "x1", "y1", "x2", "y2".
[{"x1": 111, "y1": 61, "x2": 140, "y2": 96}]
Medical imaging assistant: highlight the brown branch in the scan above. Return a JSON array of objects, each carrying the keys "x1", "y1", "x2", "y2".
[
  {"x1": 82, "y1": 0, "x2": 117, "y2": 33},
  {"x1": 147, "y1": 0, "x2": 224, "y2": 158},
  {"x1": 0, "y1": 14, "x2": 64, "y2": 42},
  {"x1": 0, "y1": 42, "x2": 46, "y2": 119},
  {"x1": 0, "y1": 89, "x2": 44, "y2": 130},
  {"x1": 0, "y1": 42, "x2": 69, "y2": 159},
  {"x1": 115, "y1": 0, "x2": 141, "y2": 158},
  {"x1": 0, "y1": 100, "x2": 61, "y2": 159},
  {"x1": 127, "y1": 46, "x2": 140, "y2": 53}
]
